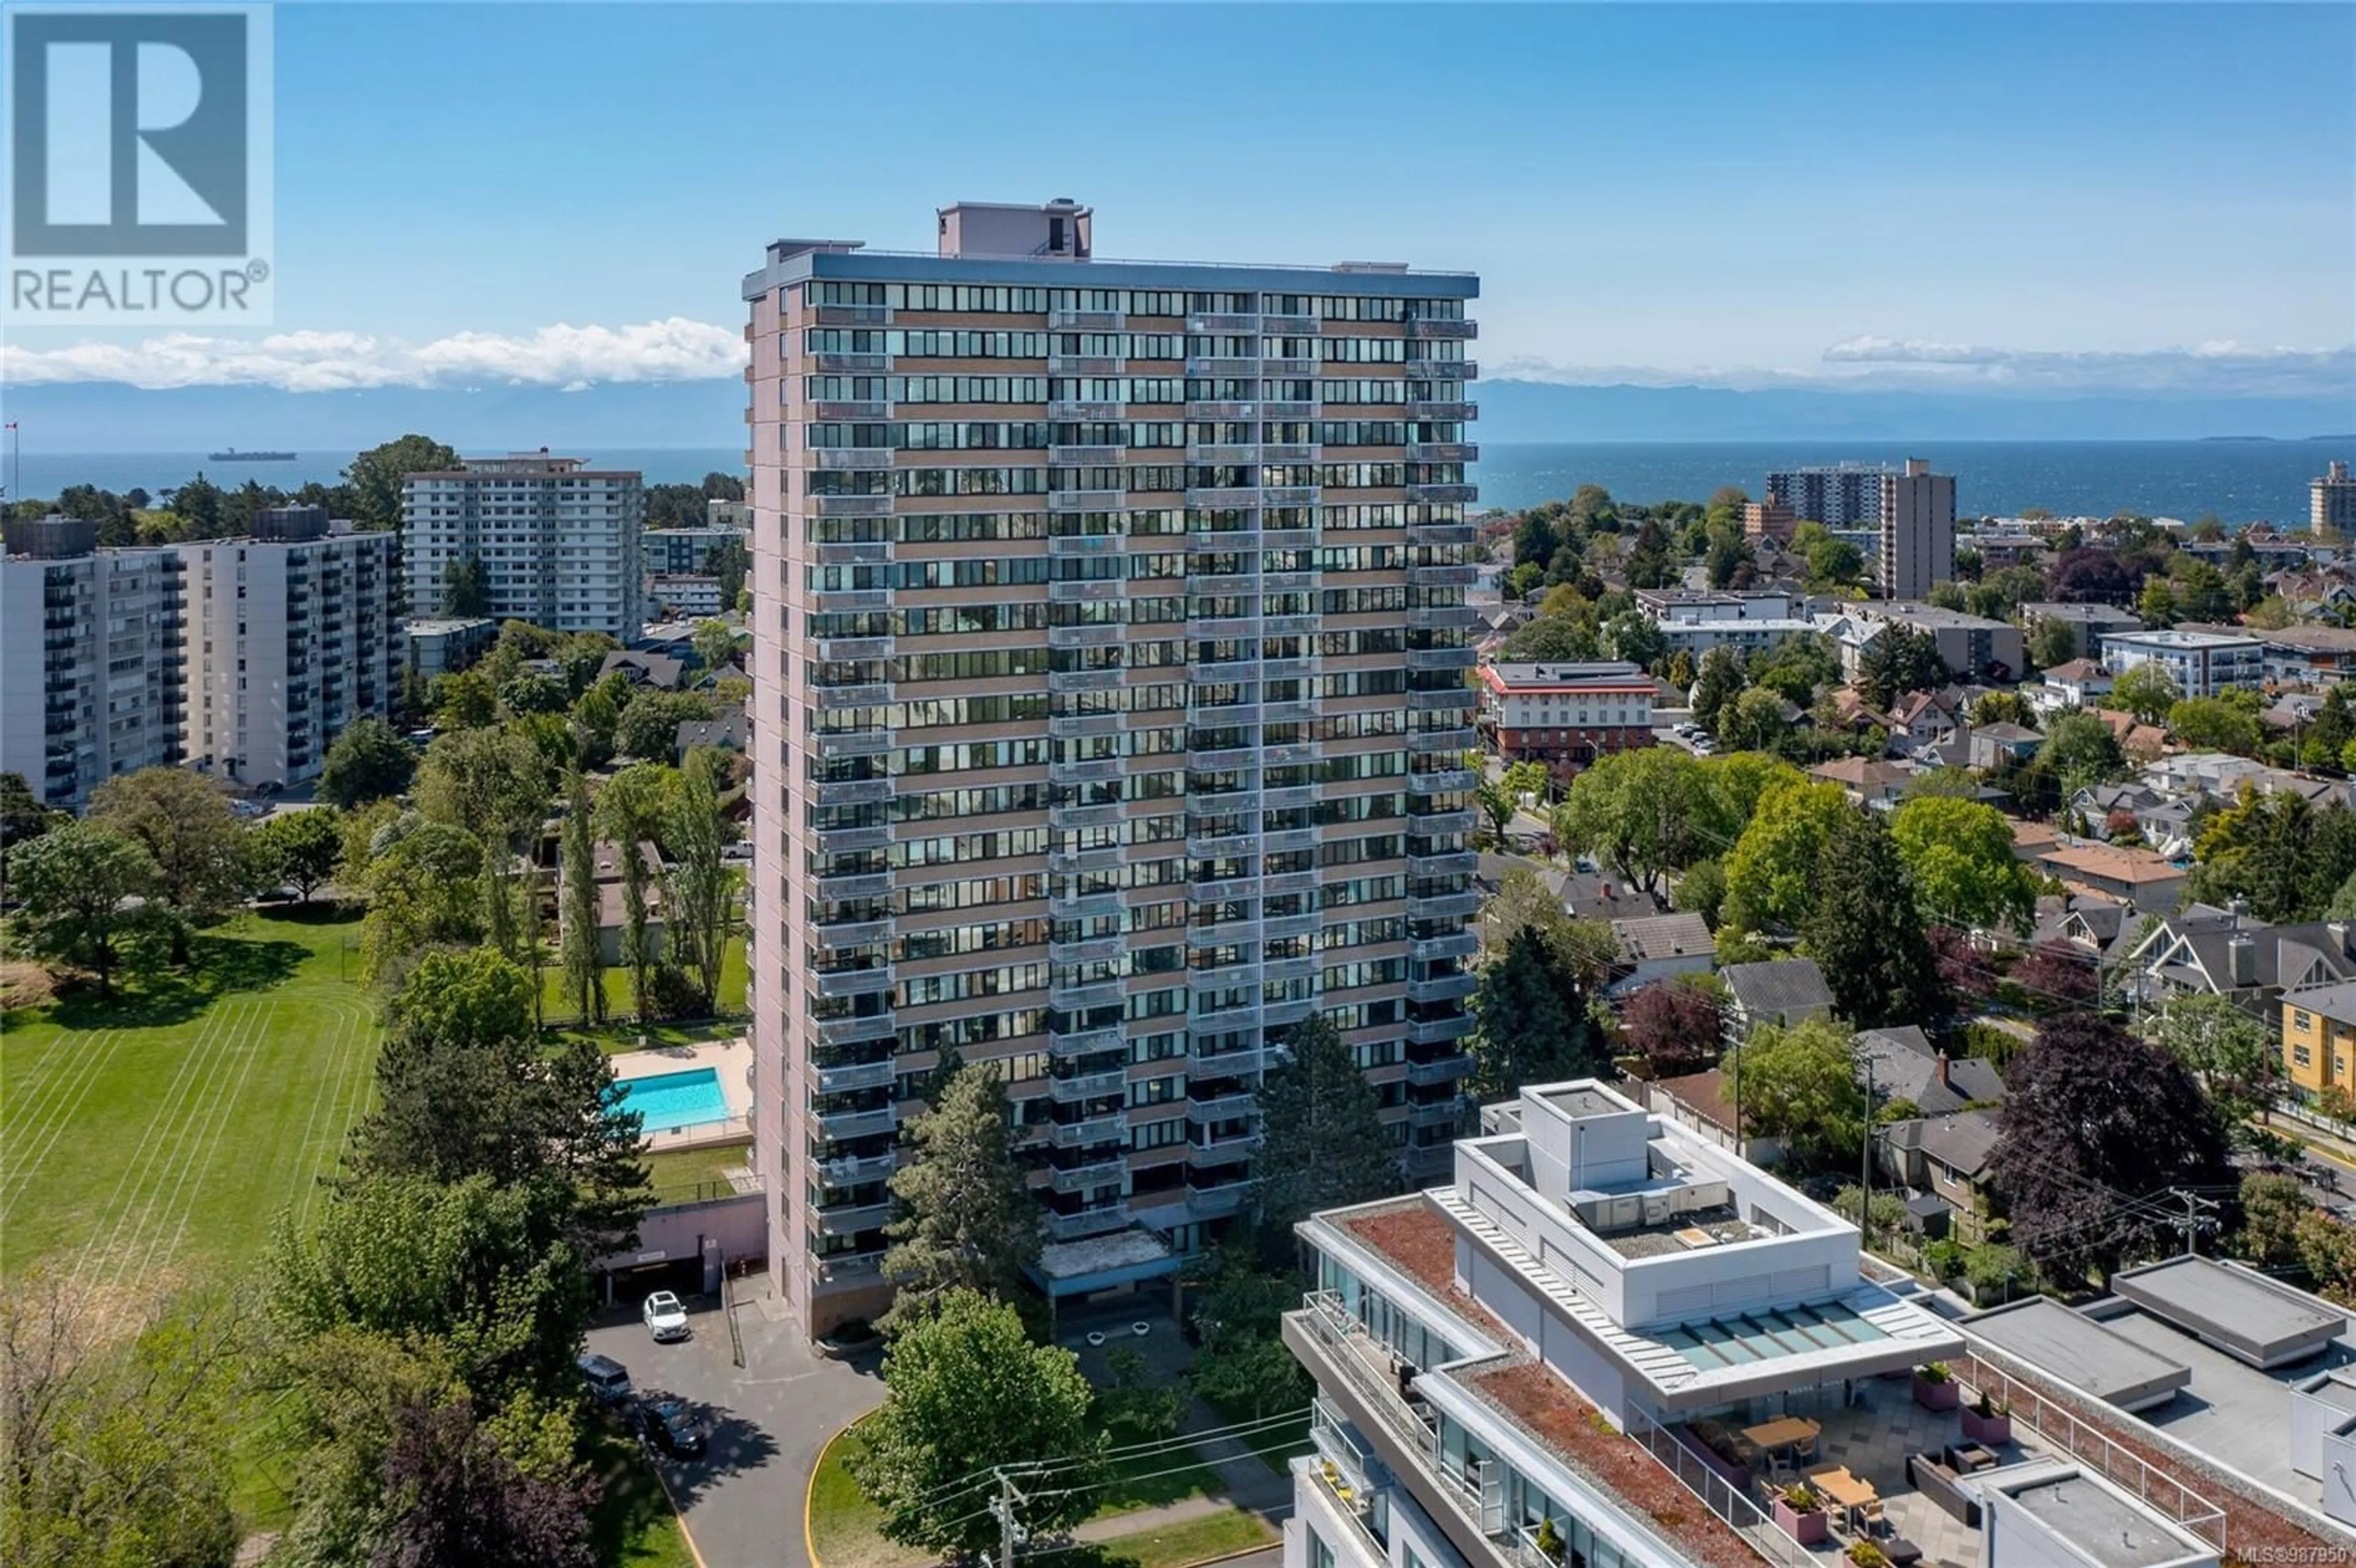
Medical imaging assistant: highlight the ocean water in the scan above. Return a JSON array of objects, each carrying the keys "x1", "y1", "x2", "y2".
[{"x1": 6, "y1": 439, "x2": 2344, "y2": 528}]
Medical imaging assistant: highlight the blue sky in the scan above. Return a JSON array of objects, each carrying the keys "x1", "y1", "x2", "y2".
[{"x1": 10, "y1": 1, "x2": 2353, "y2": 398}]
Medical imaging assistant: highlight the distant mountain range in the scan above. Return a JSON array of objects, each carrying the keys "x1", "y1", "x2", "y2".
[{"x1": 6, "y1": 377, "x2": 2350, "y2": 450}]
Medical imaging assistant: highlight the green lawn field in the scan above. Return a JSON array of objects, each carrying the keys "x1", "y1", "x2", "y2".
[{"x1": 0, "y1": 908, "x2": 380, "y2": 1296}]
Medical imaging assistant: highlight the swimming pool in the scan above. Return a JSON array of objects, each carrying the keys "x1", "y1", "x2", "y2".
[{"x1": 617, "y1": 1067, "x2": 731, "y2": 1134}]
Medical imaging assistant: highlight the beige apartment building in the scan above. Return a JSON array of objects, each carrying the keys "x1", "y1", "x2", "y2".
[
  {"x1": 2316, "y1": 459, "x2": 2356, "y2": 539},
  {"x1": 1878, "y1": 456, "x2": 1957, "y2": 601},
  {"x1": 399, "y1": 452, "x2": 647, "y2": 637},
  {"x1": 742, "y1": 199, "x2": 1480, "y2": 1332}
]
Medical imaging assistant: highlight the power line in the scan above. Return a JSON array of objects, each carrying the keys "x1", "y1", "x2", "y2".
[{"x1": 904, "y1": 1404, "x2": 1313, "y2": 1510}]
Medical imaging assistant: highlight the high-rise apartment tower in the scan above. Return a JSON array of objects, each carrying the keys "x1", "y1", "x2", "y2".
[
  {"x1": 1877, "y1": 457, "x2": 1958, "y2": 601},
  {"x1": 399, "y1": 452, "x2": 647, "y2": 637},
  {"x1": 742, "y1": 200, "x2": 1480, "y2": 1334}
]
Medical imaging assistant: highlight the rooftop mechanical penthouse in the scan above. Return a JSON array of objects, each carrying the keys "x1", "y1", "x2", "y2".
[{"x1": 741, "y1": 199, "x2": 1482, "y2": 1334}]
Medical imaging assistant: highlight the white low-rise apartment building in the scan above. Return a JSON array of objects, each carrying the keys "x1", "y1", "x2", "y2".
[
  {"x1": 177, "y1": 507, "x2": 401, "y2": 789},
  {"x1": 0, "y1": 517, "x2": 185, "y2": 807},
  {"x1": 401, "y1": 451, "x2": 646, "y2": 637},
  {"x1": 1280, "y1": 1080, "x2": 2235, "y2": 1568},
  {"x1": 645, "y1": 574, "x2": 725, "y2": 619},
  {"x1": 1633, "y1": 590, "x2": 1819, "y2": 661},
  {"x1": 2101, "y1": 628, "x2": 2266, "y2": 698}
]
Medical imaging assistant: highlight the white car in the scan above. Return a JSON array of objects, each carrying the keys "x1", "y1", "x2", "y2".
[{"x1": 642, "y1": 1290, "x2": 690, "y2": 1342}]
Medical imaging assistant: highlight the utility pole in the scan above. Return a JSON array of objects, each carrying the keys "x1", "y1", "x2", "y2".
[
  {"x1": 1859, "y1": 1053, "x2": 1876, "y2": 1248},
  {"x1": 989, "y1": 1469, "x2": 1031, "y2": 1568},
  {"x1": 2174, "y1": 1188, "x2": 2220, "y2": 1257}
]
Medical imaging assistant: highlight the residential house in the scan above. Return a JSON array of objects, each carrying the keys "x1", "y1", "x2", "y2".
[
  {"x1": 1719, "y1": 956, "x2": 1834, "y2": 1045},
  {"x1": 598, "y1": 648, "x2": 688, "y2": 691},
  {"x1": 2088, "y1": 707, "x2": 2173, "y2": 763},
  {"x1": 1855, "y1": 1026, "x2": 2007, "y2": 1118},
  {"x1": 1605, "y1": 912, "x2": 1715, "y2": 995},
  {"x1": 2028, "y1": 893, "x2": 2133, "y2": 956},
  {"x1": 1879, "y1": 1109, "x2": 2004, "y2": 1241},
  {"x1": 1844, "y1": 601, "x2": 2027, "y2": 683},
  {"x1": 1643, "y1": 1067, "x2": 1785, "y2": 1164},
  {"x1": 2036, "y1": 840, "x2": 2189, "y2": 911},
  {"x1": 674, "y1": 709, "x2": 749, "y2": 762},
  {"x1": 1967, "y1": 722, "x2": 2043, "y2": 771},
  {"x1": 2282, "y1": 982, "x2": 2356, "y2": 1102},
  {"x1": 2031, "y1": 657, "x2": 2115, "y2": 717},
  {"x1": 2009, "y1": 817, "x2": 2061, "y2": 864},
  {"x1": 1807, "y1": 756, "x2": 1910, "y2": 808},
  {"x1": 1886, "y1": 688, "x2": 1965, "y2": 755},
  {"x1": 2116, "y1": 907, "x2": 2356, "y2": 1021}
]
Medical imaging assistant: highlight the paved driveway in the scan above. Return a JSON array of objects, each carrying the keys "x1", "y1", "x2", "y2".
[{"x1": 587, "y1": 1291, "x2": 883, "y2": 1568}]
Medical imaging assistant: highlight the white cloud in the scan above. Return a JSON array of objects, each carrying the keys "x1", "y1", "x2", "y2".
[
  {"x1": 0, "y1": 317, "x2": 749, "y2": 391},
  {"x1": 1818, "y1": 336, "x2": 2355, "y2": 395}
]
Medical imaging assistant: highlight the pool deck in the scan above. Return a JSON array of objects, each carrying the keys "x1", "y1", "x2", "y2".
[{"x1": 610, "y1": 1037, "x2": 753, "y2": 1153}]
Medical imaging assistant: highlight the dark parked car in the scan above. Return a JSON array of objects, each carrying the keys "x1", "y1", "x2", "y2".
[{"x1": 637, "y1": 1397, "x2": 704, "y2": 1458}]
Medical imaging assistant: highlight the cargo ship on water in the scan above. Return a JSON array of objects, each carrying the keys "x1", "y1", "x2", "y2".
[{"x1": 207, "y1": 447, "x2": 297, "y2": 462}]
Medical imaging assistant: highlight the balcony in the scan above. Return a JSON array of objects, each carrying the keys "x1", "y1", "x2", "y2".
[
  {"x1": 1404, "y1": 1051, "x2": 1476, "y2": 1086},
  {"x1": 1410, "y1": 931, "x2": 1479, "y2": 964},
  {"x1": 814, "y1": 1200, "x2": 895, "y2": 1237},
  {"x1": 1405, "y1": 605, "x2": 1477, "y2": 630},
  {"x1": 1187, "y1": 486, "x2": 1262, "y2": 509},
  {"x1": 1409, "y1": 688, "x2": 1477, "y2": 712},
  {"x1": 1411, "y1": 809, "x2": 1478, "y2": 835},
  {"x1": 1407, "y1": 768, "x2": 1477, "y2": 796},
  {"x1": 1188, "y1": 1047, "x2": 1271, "y2": 1081},
  {"x1": 1048, "y1": 977, "x2": 1126, "y2": 1013},
  {"x1": 1406, "y1": 401, "x2": 1477, "y2": 421},
  {"x1": 1404, "y1": 318, "x2": 1478, "y2": 340},
  {"x1": 1187, "y1": 1090, "x2": 1257, "y2": 1123},
  {"x1": 1048, "y1": 845, "x2": 1126, "y2": 877},
  {"x1": 1048, "y1": 578, "x2": 1125, "y2": 602},
  {"x1": 1261, "y1": 698, "x2": 1321, "y2": 723},
  {"x1": 1407, "y1": 564, "x2": 1477, "y2": 588},
  {"x1": 814, "y1": 1104, "x2": 898, "y2": 1142},
  {"x1": 1049, "y1": 1112, "x2": 1128, "y2": 1148},
  {"x1": 1048, "y1": 489, "x2": 1126, "y2": 513},
  {"x1": 1406, "y1": 443, "x2": 1479, "y2": 463},
  {"x1": 1047, "y1": 1068, "x2": 1128, "y2": 1103},
  {"x1": 1405, "y1": 645, "x2": 1478, "y2": 672},
  {"x1": 1262, "y1": 910, "x2": 1320, "y2": 941},
  {"x1": 1048, "y1": 355, "x2": 1125, "y2": 376},
  {"x1": 812, "y1": 822, "x2": 891, "y2": 855},
  {"x1": 814, "y1": 399, "x2": 890, "y2": 420},
  {"x1": 1186, "y1": 1180, "x2": 1250, "y2": 1217},
  {"x1": 813, "y1": 917, "x2": 892, "y2": 950},
  {"x1": 1184, "y1": 401, "x2": 1258, "y2": 420},
  {"x1": 813, "y1": 448, "x2": 893, "y2": 471},
  {"x1": 817, "y1": 1058, "x2": 896, "y2": 1095},
  {"x1": 806, "y1": 1007, "x2": 885, "y2": 1045},
  {"x1": 1261, "y1": 313, "x2": 1319, "y2": 335},
  {"x1": 1043, "y1": 1206, "x2": 1131, "y2": 1242},
  {"x1": 1049, "y1": 444, "x2": 1126, "y2": 466},
  {"x1": 1185, "y1": 313, "x2": 1260, "y2": 333},
  {"x1": 1263, "y1": 952, "x2": 1318, "y2": 985},
  {"x1": 1048, "y1": 307, "x2": 1125, "y2": 330},
  {"x1": 1261, "y1": 485, "x2": 1320, "y2": 507},
  {"x1": 814, "y1": 1250, "x2": 887, "y2": 1283},
  {"x1": 1047, "y1": 1025, "x2": 1128, "y2": 1059},
  {"x1": 814, "y1": 352, "x2": 890, "y2": 373},
  {"x1": 814, "y1": 965, "x2": 892, "y2": 1000},
  {"x1": 1049, "y1": 933, "x2": 1126, "y2": 967},
  {"x1": 1407, "y1": 484, "x2": 1479, "y2": 505},
  {"x1": 1049, "y1": 400, "x2": 1125, "y2": 421},
  {"x1": 1186, "y1": 444, "x2": 1261, "y2": 465},
  {"x1": 815, "y1": 777, "x2": 893, "y2": 807},
  {"x1": 1408, "y1": 728, "x2": 1476, "y2": 754},
  {"x1": 1261, "y1": 357, "x2": 1317, "y2": 377},
  {"x1": 1406, "y1": 1013, "x2": 1476, "y2": 1046},
  {"x1": 812, "y1": 869, "x2": 893, "y2": 901},
  {"x1": 1047, "y1": 1156, "x2": 1130, "y2": 1193},
  {"x1": 812, "y1": 683, "x2": 893, "y2": 711},
  {"x1": 816, "y1": 731, "x2": 893, "y2": 761},
  {"x1": 1047, "y1": 623, "x2": 1124, "y2": 649},
  {"x1": 1405, "y1": 1098, "x2": 1468, "y2": 1130},
  {"x1": 1047, "y1": 888, "x2": 1125, "y2": 920},
  {"x1": 816, "y1": 1149, "x2": 898, "y2": 1186},
  {"x1": 1186, "y1": 356, "x2": 1261, "y2": 378},
  {"x1": 1409, "y1": 851, "x2": 1477, "y2": 879},
  {"x1": 810, "y1": 494, "x2": 895, "y2": 519},
  {"x1": 1188, "y1": 1130, "x2": 1262, "y2": 1163},
  {"x1": 1046, "y1": 666, "x2": 1123, "y2": 693}
]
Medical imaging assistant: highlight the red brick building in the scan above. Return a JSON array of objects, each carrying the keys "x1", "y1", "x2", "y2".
[{"x1": 1477, "y1": 661, "x2": 1657, "y2": 771}]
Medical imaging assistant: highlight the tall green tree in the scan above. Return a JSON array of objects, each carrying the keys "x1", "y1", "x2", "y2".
[
  {"x1": 1857, "y1": 625, "x2": 1951, "y2": 710},
  {"x1": 1803, "y1": 809, "x2": 1945, "y2": 1029},
  {"x1": 881, "y1": 1062, "x2": 1038, "y2": 1324},
  {"x1": 1722, "y1": 780, "x2": 1850, "y2": 935},
  {"x1": 591, "y1": 763, "x2": 678, "y2": 1021},
  {"x1": 2110, "y1": 663, "x2": 2182, "y2": 726},
  {"x1": 0, "y1": 771, "x2": 59, "y2": 894},
  {"x1": 252, "y1": 806, "x2": 345, "y2": 905},
  {"x1": 558, "y1": 769, "x2": 606, "y2": 1023},
  {"x1": 355, "y1": 819, "x2": 485, "y2": 985},
  {"x1": 2150, "y1": 993, "x2": 2282, "y2": 1136},
  {"x1": 1253, "y1": 1015, "x2": 1398, "y2": 1242},
  {"x1": 2038, "y1": 710, "x2": 2131, "y2": 796},
  {"x1": 1689, "y1": 646, "x2": 1747, "y2": 732},
  {"x1": 0, "y1": 1282, "x2": 242, "y2": 1568},
  {"x1": 89, "y1": 768, "x2": 255, "y2": 965},
  {"x1": 1725, "y1": 1017, "x2": 1867, "y2": 1167},
  {"x1": 1469, "y1": 928, "x2": 1585, "y2": 1100},
  {"x1": 1475, "y1": 758, "x2": 1546, "y2": 842},
  {"x1": 6, "y1": 824, "x2": 161, "y2": 996},
  {"x1": 1891, "y1": 795, "x2": 2039, "y2": 932},
  {"x1": 345, "y1": 434, "x2": 458, "y2": 530},
  {"x1": 852, "y1": 1289, "x2": 1104, "y2": 1556},
  {"x1": 664, "y1": 749, "x2": 737, "y2": 1013},
  {"x1": 1550, "y1": 745, "x2": 1708, "y2": 904}
]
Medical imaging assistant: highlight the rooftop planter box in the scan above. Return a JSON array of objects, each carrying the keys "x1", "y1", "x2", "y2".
[
  {"x1": 1773, "y1": 1485, "x2": 1830, "y2": 1547},
  {"x1": 1960, "y1": 1393, "x2": 2012, "y2": 1446},
  {"x1": 1913, "y1": 1361, "x2": 1961, "y2": 1412}
]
